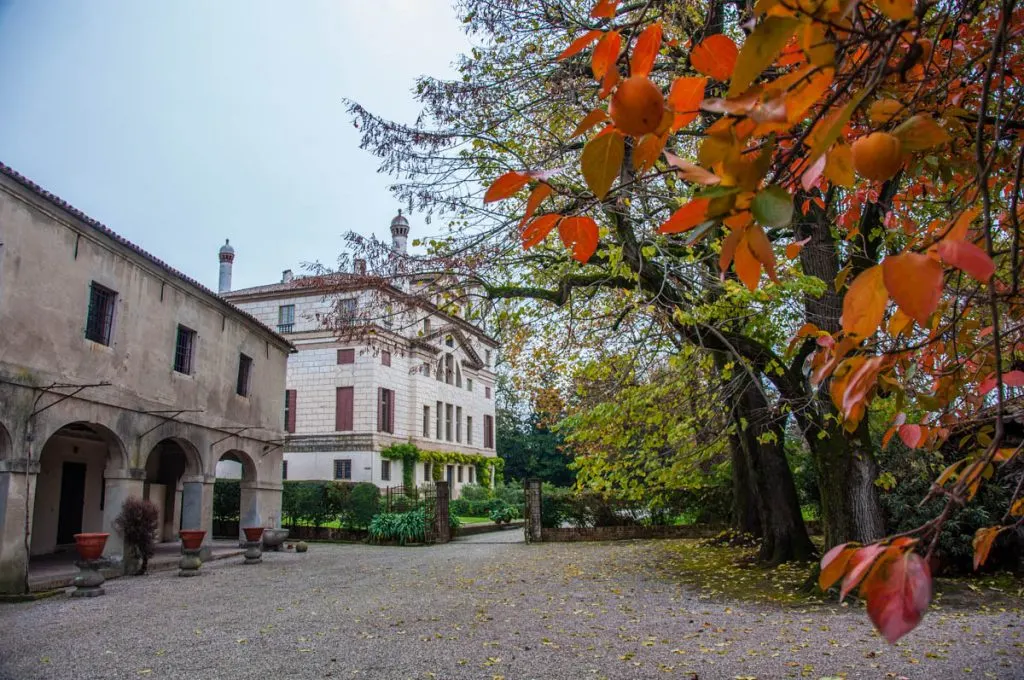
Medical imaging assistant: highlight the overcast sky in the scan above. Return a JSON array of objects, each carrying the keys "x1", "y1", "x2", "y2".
[{"x1": 0, "y1": 0, "x2": 469, "y2": 291}]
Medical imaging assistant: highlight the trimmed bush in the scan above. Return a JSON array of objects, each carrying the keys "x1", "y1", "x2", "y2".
[
  {"x1": 279, "y1": 481, "x2": 382, "y2": 529},
  {"x1": 114, "y1": 497, "x2": 159, "y2": 575}
]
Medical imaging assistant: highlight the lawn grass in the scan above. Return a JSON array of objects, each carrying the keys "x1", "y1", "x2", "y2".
[{"x1": 457, "y1": 516, "x2": 493, "y2": 524}]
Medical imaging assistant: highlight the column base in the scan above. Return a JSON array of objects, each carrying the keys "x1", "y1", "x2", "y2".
[
  {"x1": 72, "y1": 559, "x2": 107, "y2": 597},
  {"x1": 178, "y1": 549, "x2": 202, "y2": 577},
  {"x1": 243, "y1": 541, "x2": 262, "y2": 564}
]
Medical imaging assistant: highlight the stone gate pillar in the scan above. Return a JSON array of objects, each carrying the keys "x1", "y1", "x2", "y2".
[
  {"x1": 524, "y1": 478, "x2": 542, "y2": 543},
  {"x1": 434, "y1": 481, "x2": 450, "y2": 543},
  {"x1": 0, "y1": 460, "x2": 38, "y2": 594}
]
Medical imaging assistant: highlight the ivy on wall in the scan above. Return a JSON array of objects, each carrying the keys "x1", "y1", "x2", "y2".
[{"x1": 380, "y1": 443, "x2": 504, "y2": 487}]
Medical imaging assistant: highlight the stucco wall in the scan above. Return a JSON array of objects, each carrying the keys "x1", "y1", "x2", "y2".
[{"x1": 29, "y1": 435, "x2": 106, "y2": 555}]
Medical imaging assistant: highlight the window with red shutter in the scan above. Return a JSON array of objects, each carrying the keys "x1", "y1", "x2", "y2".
[
  {"x1": 285, "y1": 389, "x2": 297, "y2": 433},
  {"x1": 335, "y1": 386, "x2": 353, "y2": 431},
  {"x1": 381, "y1": 350, "x2": 391, "y2": 367},
  {"x1": 337, "y1": 348, "x2": 355, "y2": 364}
]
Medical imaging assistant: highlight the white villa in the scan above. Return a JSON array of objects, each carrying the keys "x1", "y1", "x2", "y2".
[{"x1": 221, "y1": 212, "x2": 499, "y2": 497}]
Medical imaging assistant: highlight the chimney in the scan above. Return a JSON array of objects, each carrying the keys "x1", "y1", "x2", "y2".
[
  {"x1": 353, "y1": 258, "x2": 367, "y2": 276},
  {"x1": 218, "y1": 239, "x2": 235, "y2": 294},
  {"x1": 282, "y1": 269, "x2": 294, "y2": 283}
]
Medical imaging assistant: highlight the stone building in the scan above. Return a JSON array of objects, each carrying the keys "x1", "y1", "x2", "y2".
[
  {"x1": 0, "y1": 163, "x2": 291, "y2": 594},
  {"x1": 222, "y1": 212, "x2": 499, "y2": 497}
]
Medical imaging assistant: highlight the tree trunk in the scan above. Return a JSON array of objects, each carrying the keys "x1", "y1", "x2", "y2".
[
  {"x1": 729, "y1": 425, "x2": 762, "y2": 537},
  {"x1": 795, "y1": 198, "x2": 886, "y2": 548},
  {"x1": 732, "y1": 375, "x2": 816, "y2": 564}
]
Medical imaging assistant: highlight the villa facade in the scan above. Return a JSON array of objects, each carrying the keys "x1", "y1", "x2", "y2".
[{"x1": 223, "y1": 213, "x2": 499, "y2": 498}]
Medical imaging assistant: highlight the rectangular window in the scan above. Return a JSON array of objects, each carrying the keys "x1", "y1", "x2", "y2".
[
  {"x1": 284, "y1": 389, "x2": 297, "y2": 433},
  {"x1": 422, "y1": 405, "x2": 430, "y2": 438},
  {"x1": 173, "y1": 325, "x2": 196, "y2": 374},
  {"x1": 485, "y1": 349, "x2": 492, "y2": 367},
  {"x1": 85, "y1": 282, "x2": 116, "y2": 345},
  {"x1": 445, "y1": 354, "x2": 454, "y2": 384},
  {"x1": 423, "y1": 462, "x2": 431, "y2": 482},
  {"x1": 457, "y1": 465, "x2": 463, "y2": 483},
  {"x1": 277, "y1": 304, "x2": 295, "y2": 333},
  {"x1": 236, "y1": 354, "x2": 253, "y2": 396},
  {"x1": 381, "y1": 350, "x2": 391, "y2": 367},
  {"x1": 456, "y1": 406, "x2": 462, "y2": 443},
  {"x1": 378, "y1": 388, "x2": 395, "y2": 434},
  {"x1": 466, "y1": 378, "x2": 473, "y2": 392},
  {"x1": 445, "y1": 403, "x2": 453, "y2": 442},
  {"x1": 381, "y1": 459, "x2": 391, "y2": 482},
  {"x1": 337, "y1": 348, "x2": 355, "y2": 364},
  {"x1": 436, "y1": 400, "x2": 442, "y2": 439},
  {"x1": 467, "y1": 416, "x2": 473, "y2": 445},
  {"x1": 282, "y1": 460, "x2": 288, "y2": 480},
  {"x1": 423, "y1": 318, "x2": 431, "y2": 334},
  {"x1": 333, "y1": 459, "x2": 352, "y2": 480},
  {"x1": 485, "y1": 385, "x2": 492, "y2": 399},
  {"x1": 335, "y1": 386, "x2": 354, "y2": 431},
  {"x1": 338, "y1": 297, "x2": 357, "y2": 324},
  {"x1": 469, "y1": 466, "x2": 475, "y2": 484},
  {"x1": 484, "y1": 414, "x2": 494, "y2": 449}
]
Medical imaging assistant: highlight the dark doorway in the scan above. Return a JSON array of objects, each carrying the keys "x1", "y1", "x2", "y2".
[{"x1": 56, "y1": 462, "x2": 87, "y2": 544}]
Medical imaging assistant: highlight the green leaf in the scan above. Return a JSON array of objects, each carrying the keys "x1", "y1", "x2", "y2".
[
  {"x1": 728, "y1": 17, "x2": 801, "y2": 98},
  {"x1": 751, "y1": 185, "x2": 793, "y2": 227}
]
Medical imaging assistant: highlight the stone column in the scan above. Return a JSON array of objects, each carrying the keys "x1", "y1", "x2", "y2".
[
  {"x1": 182, "y1": 475, "x2": 214, "y2": 561},
  {"x1": 0, "y1": 459, "x2": 38, "y2": 594},
  {"x1": 524, "y1": 478, "x2": 542, "y2": 544},
  {"x1": 238, "y1": 481, "x2": 259, "y2": 545},
  {"x1": 100, "y1": 468, "x2": 145, "y2": 559}
]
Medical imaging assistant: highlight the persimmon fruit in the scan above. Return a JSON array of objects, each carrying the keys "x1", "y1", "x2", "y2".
[
  {"x1": 851, "y1": 132, "x2": 904, "y2": 181},
  {"x1": 610, "y1": 76, "x2": 665, "y2": 137}
]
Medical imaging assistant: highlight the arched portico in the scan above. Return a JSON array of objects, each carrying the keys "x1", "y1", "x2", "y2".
[
  {"x1": 29, "y1": 422, "x2": 127, "y2": 556},
  {"x1": 143, "y1": 438, "x2": 203, "y2": 542},
  {"x1": 215, "y1": 449, "x2": 260, "y2": 543}
]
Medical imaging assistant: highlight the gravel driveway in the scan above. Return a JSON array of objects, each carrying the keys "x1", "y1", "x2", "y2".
[{"x1": 0, "y1": 533, "x2": 1020, "y2": 679}]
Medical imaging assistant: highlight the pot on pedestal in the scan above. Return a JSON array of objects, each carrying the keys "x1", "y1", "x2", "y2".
[
  {"x1": 178, "y1": 530, "x2": 206, "y2": 577},
  {"x1": 242, "y1": 527, "x2": 264, "y2": 564},
  {"x1": 72, "y1": 533, "x2": 110, "y2": 597}
]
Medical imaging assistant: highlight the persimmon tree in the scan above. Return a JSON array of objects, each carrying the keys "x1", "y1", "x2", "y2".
[{"x1": 348, "y1": 0, "x2": 1023, "y2": 641}]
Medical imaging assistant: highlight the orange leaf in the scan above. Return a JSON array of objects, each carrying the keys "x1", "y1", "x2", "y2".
[
  {"x1": 590, "y1": 0, "x2": 619, "y2": 18},
  {"x1": 520, "y1": 183, "x2": 553, "y2": 228},
  {"x1": 824, "y1": 143, "x2": 855, "y2": 187},
  {"x1": 973, "y1": 526, "x2": 1002, "y2": 571},
  {"x1": 592, "y1": 31, "x2": 622, "y2": 81},
  {"x1": 1010, "y1": 498, "x2": 1024, "y2": 517},
  {"x1": 484, "y1": 171, "x2": 530, "y2": 203},
  {"x1": 663, "y1": 151, "x2": 720, "y2": 185},
  {"x1": 558, "y1": 216, "x2": 599, "y2": 262},
  {"x1": 558, "y1": 30, "x2": 602, "y2": 61},
  {"x1": 840, "y1": 544, "x2": 885, "y2": 601},
  {"x1": 746, "y1": 224, "x2": 777, "y2": 282},
  {"x1": 945, "y1": 207, "x2": 980, "y2": 241},
  {"x1": 734, "y1": 231, "x2": 762, "y2": 291},
  {"x1": 659, "y1": 198, "x2": 710, "y2": 234},
  {"x1": 875, "y1": 0, "x2": 914, "y2": 21},
  {"x1": 786, "y1": 236, "x2": 811, "y2": 259},
  {"x1": 571, "y1": 108, "x2": 610, "y2": 138},
  {"x1": 720, "y1": 227, "x2": 742, "y2": 273},
  {"x1": 633, "y1": 131, "x2": 668, "y2": 172},
  {"x1": 690, "y1": 35, "x2": 738, "y2": 81},
  {"x1": 841, "y1": 265, "x2": 888, "y2": 338},
  {"x1": 581, "y1": 128, "x2": 625, "y2": 199},
  {"x1": 630, "y1": 23, "x2": 662, "y2": 78},
  {"x1": 865, "y1": 551, "x2": 931, "y2": 644},
  {"x1": 668, "y1": 77, "x2": 707, "y2": 130},
  {"x1": 936, "y1": 239, "x2": 995, "y2": 282},
  {"x1": 882, "y1": 253, "x2": 943, "y2": 325},
  {"x1": 887, "y1": 308, "x2": 913, "y2": 337},
  {"x1": 598, "y1": 66, "x2": 620, "y2": 99},
  {"x1": 521, "y1": 213, "x2": 561, "y2": 250},
  {"x1": 819, "y1": 543, "x2": 856, "y2": 591}
]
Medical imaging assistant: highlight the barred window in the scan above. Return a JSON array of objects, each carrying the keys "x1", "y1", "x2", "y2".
[
  {"x1": 173, "y1": 325, "x2": 196, "y2": 374},
  {"x1": 333, "y1": 459, "x2": 352, "y2": 480},
  {"x1": 85, "y1": 282, "x2": 116, "y2": 345}
]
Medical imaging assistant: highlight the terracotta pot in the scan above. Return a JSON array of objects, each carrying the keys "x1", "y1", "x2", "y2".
[
  {"x1": 179, "y1": 530, "x2": 206, "y2": 551},
  {"x1": 73, "y1": 533, "x2": 109, "y2": 561},
  {"x1": 243, "y1": 527, "x2": 265, "y2": 542}
]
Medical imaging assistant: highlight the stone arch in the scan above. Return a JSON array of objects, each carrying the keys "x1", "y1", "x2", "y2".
[
  {"x1": 216, "y1": 449, "x2": 258, "y2": 483},
  {"x1": 143, "y1": 437, "x2": 203, "y2": 542},
  {"x1": 214, "y1": 449, "x2": 261, "y2": 542},
  {"x1": 30, "y1": 421, "x2": 129, "y2": 556}
]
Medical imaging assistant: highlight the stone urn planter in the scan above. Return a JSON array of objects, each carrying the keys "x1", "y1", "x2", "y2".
[
  {"x1": 242, "y1": 527, "x2": 264, "y2": 565},
  {"x1": 178, "y1": 530, "x2": 206, "y2": 577},
  {"x1": 72, "y1": 533, "x2": 110, "y2": 597},
  {"x1": 73, "y1": 533, "x2": 109, "y2": 561},
  {"x1": 262, "y1": 528, "x2": 289, "y2": 552}
]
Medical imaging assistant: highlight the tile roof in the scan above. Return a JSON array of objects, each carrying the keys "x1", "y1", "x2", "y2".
[{"x1": 0, "y1": 161, "x2": 293, "y2": 351}]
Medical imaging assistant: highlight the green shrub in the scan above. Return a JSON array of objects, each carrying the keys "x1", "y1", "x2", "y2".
[
  {"x1": 489, "y1": 501, "x2": 517, "y2": 524},
  {"x1": 282, "y1": 481, "x2": 381, "y2": 528},
  {"x1": 368, "y1": 509, "x2": 427, "y2": 545},
  {"x1": 212, "y1": 479, "x2": 241, "y2": 523},
  {"x1": 449, "y1": 510, "x2": 462, "y2": 531},
  {"x1": 349, "y1": 482, "x2": 381, "y2": 528},
  {"x1": 459, "y1": 484, "x2": 492, "y2": 502}
]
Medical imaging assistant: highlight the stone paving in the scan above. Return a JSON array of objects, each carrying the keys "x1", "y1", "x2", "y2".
[{"x1": 0, "y1": 532, "x2": 1020, "y2": 679}]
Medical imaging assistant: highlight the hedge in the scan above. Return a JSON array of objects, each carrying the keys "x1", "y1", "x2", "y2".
[{"x1": 278, "y1": 480, "x2": 382, "y2": 528}]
